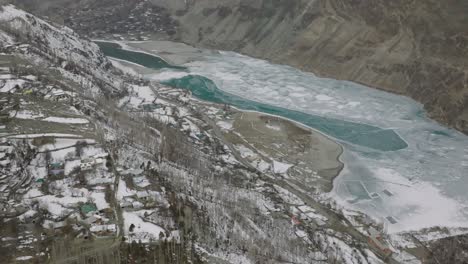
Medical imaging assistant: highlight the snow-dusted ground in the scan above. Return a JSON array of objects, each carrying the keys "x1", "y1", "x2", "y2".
[
  {"x1": 7, "y1": 133, "x2": 83, "y2": 139},
  {"x1": 216, "y1": 120, "x2": 233, "y2": 131},
  {"x1": 146, "y1": 70, "x2": 190, "y2": 82},
  {"x1": 91, "y1": 192, "x2": 110, "y2": 211},
  {"x1": 109, "y1": 58, "x2": 139, "y2": 76},
  {"x1": 0, "y1": 79, "x2": 26, "y2": 92},
  {"x1": 123, "y1": 211, "x2": 165, "y2": 243},
  {"x1": 272, "y1": 160, "x2": 293, "y2": 174},
  {"x1": 10, "y1": 110, "x2": 44, "y2": 120},
  {"x1": 42, "y1": 117, "x2": 89, "y2": 124}
]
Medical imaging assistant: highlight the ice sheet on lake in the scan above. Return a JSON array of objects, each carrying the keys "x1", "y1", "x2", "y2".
[{"x1": 180, "y1": 51, "x2": 468, "y2": 233}]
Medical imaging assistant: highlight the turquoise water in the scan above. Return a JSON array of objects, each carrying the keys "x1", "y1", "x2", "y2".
[
  {"x1": 162, "y1": 75, "x2": 408, "y2": 152},
  {"x1": 95, "y1": 41, "x2": 186, "y2": 70}
]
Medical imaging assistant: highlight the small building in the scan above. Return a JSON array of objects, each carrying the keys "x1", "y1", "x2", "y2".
[
  {"x1": 132, "y1": 201, "x2": 144, "y2": 209},
  {"x1": 48, "y1": 90, "x2": 70, "y2": 101},
  {"x1": 81, "y1": 204, "x2": 98, "y2": 215},
  {"x1": 136, "y1": 191, "x2": 150, "y2": 201},
  {"x1": 315, "y1": 219, "x2": 327, "y2": 227},
  {"x1": 133, "y1": 176, "x2": 150, "y2": 188},
  {"x1": 32, "y1": 178, "x2": 45, "y2": 188},
  {"x1": 120, "y1": 201, "x2": 133, "y2": 209},
  {"x1": 35, "y1": 178, "x2": 45, "y2": 183},
  {"x1": 43, "y1": 220, "x2": 66, "y2": 230},
  {"x1": 90, "y1": 224, "x2": 117, "y2": 234},
  {"x1": 84, "y1": 215, "x2": 103, "y2": 225},
  {"x1": 71, "y1": 188, "x2": 85, "y2": 197},
  {"x1": 48, "y1": 162, "x2": 65, "y2": 176},
  {"x1": 94, "y1": 153, "x2": 109, "y2": 159},
  {"x1": 80, "y1": 158, "x2": 94, "y2": 171},
  {"x1": 368, "y1": 227, "x2": 393, "y2": 258}
]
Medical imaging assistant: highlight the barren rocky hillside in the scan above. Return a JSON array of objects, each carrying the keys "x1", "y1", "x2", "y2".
[{"x1": 4, "y1": 0, "x2": 468, "y2": 132}]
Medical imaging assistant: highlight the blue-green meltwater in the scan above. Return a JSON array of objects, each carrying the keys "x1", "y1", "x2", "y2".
[{"x1": 161, "y1": 75, "x2": 408, "y2": 152}]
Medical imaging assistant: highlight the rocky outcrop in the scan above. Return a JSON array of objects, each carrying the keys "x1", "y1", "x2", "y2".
[{"x1": 154, "y1": 0, "x2": 468, "y2": 134}]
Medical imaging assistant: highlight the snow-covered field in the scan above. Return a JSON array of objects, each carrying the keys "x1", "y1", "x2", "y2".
[
  {"x1": 123, "y1": 210, "x2": 165, "y2": 243},
  {"x1": 42, "y1": 117, "x2": 89, "y2": 124}
]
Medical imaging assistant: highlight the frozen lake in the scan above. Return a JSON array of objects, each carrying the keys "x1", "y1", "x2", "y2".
[{"x1": 98, "y1": 41, "x2": 468, "y2": 233}]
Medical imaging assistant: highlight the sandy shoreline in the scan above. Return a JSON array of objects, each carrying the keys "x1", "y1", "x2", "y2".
[{"x1": 228, "y1": 110, "x2": 344, "y2": 192}]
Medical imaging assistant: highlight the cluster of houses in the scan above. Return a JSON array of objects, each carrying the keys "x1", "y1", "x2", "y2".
[
  {"x1": 38, "y1": 148, "x2": 118, "y2": 237},
  {"x1": 80, "y1": 205, "x2": 116, "y2": 237},
  {"x1": 40, "y1": 207, "x2": 117, "y2": 238},
  {"x1": 1, "y1": 66, "x2": 75, "y2": 103},
  {"x1": 80, "y1": 155, "x2": 106, "y2": 171},
  {"x1": 120, "y1": 190, "x2": 161, "y2": 210},
  {"x1": 36, "y1": 184, "x2": 117, "y2": 237},
  {"x1": 119, "y1": 169, "x2": 168, "y2": 211},
  {"x1": 47, "y1": 153, "x2": 108, "y2": 178}
]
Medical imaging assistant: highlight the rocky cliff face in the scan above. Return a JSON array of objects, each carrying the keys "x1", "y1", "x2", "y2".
[
  {"x1": 156, "y1": 0, "x2": 468, "y2": 134},
  {"x1": 4, "y1": 0, "x2": 468, "y2": 134}
]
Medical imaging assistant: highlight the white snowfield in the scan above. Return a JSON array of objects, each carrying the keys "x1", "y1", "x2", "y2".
[
  {"x1": 0, "y1": 79, "x2": 26, "y2": 92},
  {"x1": 10, "y1": 110, "x2": 44, "y2": 120},
  {"x1": 272, "y1": 160, "x2": 293, "y2": 174},
  {"x1": 216, "y1": 120, "x2": 233, "y2": 131},
  {"x1": 90, "y1": 192, "x2": 110, "y2": 211},
  {"x1": 32, "y1": 193, "x2": 87, "y2": 218},
  {"x1": 8, "y1": 112, "x2": 89, "y2": 124},
  {"x1": 7, "y1": 133, "x2": 83, "y2": 139},
  {"x1": 123, "y1": 211, "x2": 165, "y2": 243},
  {"x1": 42, "y1": 117, "x2": 89, "y2": 124}
]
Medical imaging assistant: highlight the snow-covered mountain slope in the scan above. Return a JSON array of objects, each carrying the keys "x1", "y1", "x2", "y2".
[
  {"x1": 0, "y1": 5, "x2": 432, "y2": 264},
  {"x1": 0, "y1": 4, "x2": 123, "y2": 97}
]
